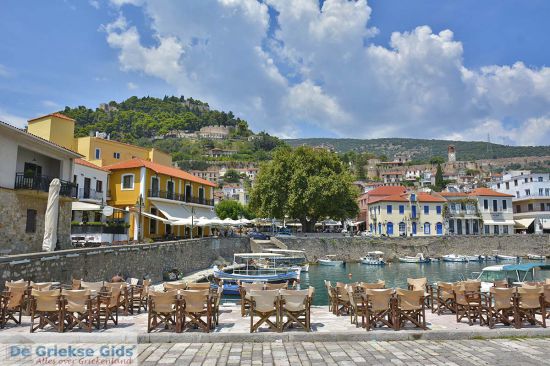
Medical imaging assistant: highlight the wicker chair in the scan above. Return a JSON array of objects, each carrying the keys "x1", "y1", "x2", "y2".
[
  {"x1": 280, "y1": 288, "x2": 312, "y2": 331},
  {"x1": 486, "y1": 287, "x2": 515, "y2": 328},
  {"x1": 62, "y1": 289, "x2": 95, "y2": 332},
  {"x1": 30, "y1": 289, "x2": 63, "y2": 333},
  {"x1": 181, "y1": 289, "x2": 211, "y2": 332},
  {"x1": 249, "y1": 289, "x2": 280, "y2": 333},
  {"x1": 395, "y1": 289, "x2": 427, "y2": 330},
  {"x1": 147, "y1": 290, "x2": 179, "y2": 333},
  {"x1": 362, "y1": 289, "x2": 394, "y2": 331},
  {"x1": 515, "y1": 287, "x2": 546, "y2": 328}
]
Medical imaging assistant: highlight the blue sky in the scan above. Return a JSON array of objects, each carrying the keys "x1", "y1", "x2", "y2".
[{"x1": 0, "y1": 0, "x2": 549, "y2": 145}]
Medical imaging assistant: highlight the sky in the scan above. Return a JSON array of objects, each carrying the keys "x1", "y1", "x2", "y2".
[{"x1": 0, "y1": 0, "x2": 549, "y2": 145}]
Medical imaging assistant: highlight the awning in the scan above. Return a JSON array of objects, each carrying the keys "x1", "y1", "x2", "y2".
[
  {"x1": 514, "y1": 218, "x2": 535, "y2": 229},
  {"x1": 151, "y1": 201, "x2": 216, "y2": 225},
  {"x1": 140, "y1": 211, "x2": 173, "y2": 224},
  {"x1": 483, "y1": 220, "x2": 515, "y2": 226},
  {"x1": 72, "y1": 202, "x2": 102, "y2": 211}
]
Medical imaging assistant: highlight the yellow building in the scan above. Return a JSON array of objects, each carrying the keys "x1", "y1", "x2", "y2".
[
  {"x1": 27, "y1": 113, "x2": 171, "y2": 167},
  {"x1": 104, "y1": 158, "x2": 217, "y2": 240},
  {"x1": 368, "y1": 190, "x2": 446, "y2": 237}
]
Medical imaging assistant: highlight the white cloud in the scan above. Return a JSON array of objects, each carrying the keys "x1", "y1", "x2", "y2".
[
  {"x1": 41, "y1": 100, "x2": 60, "y2": 109},
  {"x1": 127, "y1": 81, "x2": 138, "y2": 90},
  {"x1": 102, "y1": 0, "x2": 550, "y2": 145},
  {"x1": 0, "y1": 109, "x2": 27, "y2": 128},
  {"x1": 0, "y1": 64, "x2": 11, "y2": 78},
  {"x1": 89, "y1": 0, "x2": 100, "y2": 9}
]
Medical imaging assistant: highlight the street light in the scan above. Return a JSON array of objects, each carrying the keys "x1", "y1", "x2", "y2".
[{"x1": 135, "y1": 194, "x2": 144, "y2": 242}]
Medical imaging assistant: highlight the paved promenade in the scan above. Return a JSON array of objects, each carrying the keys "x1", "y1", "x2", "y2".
[{"x1": 138, "y1": 339, "x2": 550, "y2": 366}]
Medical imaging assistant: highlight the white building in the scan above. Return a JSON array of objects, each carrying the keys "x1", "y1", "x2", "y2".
[
  {"x1": 221, "y1": 184, "x2": 249, "y2": 205},
  {"x1": 490, "y1": 171, "x2": 550, "y2": 234}
]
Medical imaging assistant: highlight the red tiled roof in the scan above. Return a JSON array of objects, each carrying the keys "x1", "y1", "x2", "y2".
[
  {"x1": 104, "y1": 158, "x2": 216, "y2": 187},
  {"x1": 368, "y1": 194, "x2": 409, "y2": 204},
  {"x1": 417, "y1": 192, "x2": 446, "y2": 203},
  {"x1": 28, "y1": 113, "x2": 75, "y2": 122},
  {"x1": 368, "y1": 185, "x2": 407, "y2": 196},
  {"x1": 468, "y1": 188, "x2": 514, "y2": 197},
  {"x1": 439, "y1": 191, "x2": 469, "y2": 197},
  {"x1": 75, "y1": 158, "x2": 111, "y2": 172}
]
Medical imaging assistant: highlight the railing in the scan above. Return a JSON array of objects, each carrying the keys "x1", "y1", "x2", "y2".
[
  {"x1": 147, "y1": 189, "x2": 214, "y2": 206},
  {"x1": 71, "y1": 224, "x2": 127, "y2": 235},
  {"x1": 78, "y1": 188, "x2": 103, "y2": 200},
  {"x1": 15, "y1": 173, "x2": 77, "y2": 198}
]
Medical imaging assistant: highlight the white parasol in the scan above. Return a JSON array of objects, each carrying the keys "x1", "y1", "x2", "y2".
[{"x1": 42, "y1": 179, "x2": 61, "y2": 252}]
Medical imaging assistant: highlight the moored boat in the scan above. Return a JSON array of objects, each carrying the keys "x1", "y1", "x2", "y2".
[
  {"x1": 496, "y1": 254, "x2": 518, "y2": 261},
  {"x1": 527, "y1": 253, "x2": 545, "y2": 260},
  {"x1": 360, "y1": 251, "x2": 385, "y2": 265},
  {"x1": 442, "y1": 254, "x2": 468, "y2": 262},
  {"x1": 319, "y1": 255, "x2": 344, "y2": 266},
  {"x1": 466, "y1": 255, "x2": 483, "y2": 262},
  {"x1": 399, "y1": 253, "x2": 430, "y2": 263}
]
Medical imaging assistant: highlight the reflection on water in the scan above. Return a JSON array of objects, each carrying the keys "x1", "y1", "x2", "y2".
[{"x1": 301, "y1": 261, "x2": 535, "y2": 306}]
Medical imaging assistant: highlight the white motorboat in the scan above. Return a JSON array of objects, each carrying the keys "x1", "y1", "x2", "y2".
[
  {"x1": 474, "y1": 262, "x2": 550, "y2": 292},
  {"x1": 263, "y1": 248, "x2": 309, "y2": 271},
  {"x1": 360, "y1": 251, "x2": 385, "y2": 265},
  {"x1": 527, "y1": 254, "x2": 545, "y2": 260},
  {"x1": 399, "y1": 253, "x2": 430, "y2": 263},
  {"x1": 442, "y1": 254, "x2": 468, "y2": 263},
  {"x1": 319, "y1": 255, "x2": 344, "y2": 266},
  {"x1": 496, "y1": 255, "x2": 518, "y2": 261},
  {"x1": 466, "y1": 255, "x2": 483, "y2": 262}
]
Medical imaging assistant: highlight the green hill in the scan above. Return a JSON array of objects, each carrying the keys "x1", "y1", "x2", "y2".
[{"x1": 285, "y1": 138, "x2": 550, "y2": 162}]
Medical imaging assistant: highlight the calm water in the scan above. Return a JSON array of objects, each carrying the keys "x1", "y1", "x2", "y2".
[{"x1": 302, "y1": 261, "x2": 493, "y2": 306}]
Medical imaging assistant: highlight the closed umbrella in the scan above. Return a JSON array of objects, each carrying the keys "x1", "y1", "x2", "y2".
[{"x1": 42, "y1": 178, "x2": 61, "y2": 252}]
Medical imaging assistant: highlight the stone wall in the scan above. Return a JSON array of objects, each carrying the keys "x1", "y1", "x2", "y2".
[
  {"x1": 0, "y1": 188, "x2": 73, "y2": 255},
  {"x1": 0, "y1": 237, "x2": 249, "y2": 285},
  {"x1": 279, "y1": 235, "x2": 550, "y2": 262}
]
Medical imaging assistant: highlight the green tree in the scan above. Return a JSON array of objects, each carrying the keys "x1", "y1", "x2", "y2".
[
  {"x1": 430, "y1": 156, "x2": 446, "y2": 165},
  {"x1": 249, "y1": 146, "x2": 359, "y2": 232},
  {"x1": 434, "y1": 163, "x2": 444, "y2": 191},
  {"x1": 215, "y1": 200, "x2": 254, "y2": 220},
  {"x1": 223, "y1": 169, "x2": 242, "y2": 183}
]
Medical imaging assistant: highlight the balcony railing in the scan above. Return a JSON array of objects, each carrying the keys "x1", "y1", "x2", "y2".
[
  {"x1": 148, "y1": 189, "x2": 214, "y2": 206},
  {"x1": 78, "y1": 188, "x2": 103, "y2": 201},
  {"x1": 15, "y1": 173, "x2": 77, "y2": 198}
]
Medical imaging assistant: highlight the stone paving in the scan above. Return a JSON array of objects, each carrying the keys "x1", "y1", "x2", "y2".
[{"x1": 136, "y1": 339, "x2": 550, "y2": 366}]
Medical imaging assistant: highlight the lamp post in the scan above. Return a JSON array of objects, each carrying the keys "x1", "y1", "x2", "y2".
[{"x1": 135, "y1": 194, "x2": 144, "y2": 242}]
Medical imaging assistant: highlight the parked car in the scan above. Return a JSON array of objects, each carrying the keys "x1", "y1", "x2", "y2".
[{"x1": 247, "y1": 231, "x2": 270, "y2": 240}]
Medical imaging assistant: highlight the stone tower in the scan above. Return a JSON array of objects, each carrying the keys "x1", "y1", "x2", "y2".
[{"x1": 448, "y1": 145, "x2": 456, "y2": 162}]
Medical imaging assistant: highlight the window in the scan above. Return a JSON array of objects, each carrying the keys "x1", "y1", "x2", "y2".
[
  {"x1": 494, "y1": 225, "x2": 499, "y2": 235},
  {"x1": 436, "y1": 222, "x2": 443, "y2": 235},
  {"x1": 436, "y1": 205, "x2": 442, "y2": 214},
  {"x1": 502, "y1": 200, "x2": 507, "y2": 211},
  {"x1": 96, "y1": 180, "x2": 103, "y2": 193},
  {"x1": 525, "y1": 189, "x2": 531, "y2": 196},
  {"x1": 167, "y1": 180, "x2": 175, "y2": 199},
  {"x1": 149, "y1": 208, "x2": 158, "y2": 234},
  {"x1": 387, "y1": 205, "x2": 392, "y2": 214},
  {"x1": 516, "y1": 191, "x2": 520, "y2": 198},
  {"x1": 505, "y1": 182, "x2": 509, "y2": 189},
  {"x1": 199, "y1": 187, "x2": 205, "y2": 202},
  {"x1": 539, "y1": 188, "x2": 544, "y2": 196},
  {"x1": 538, "y1": 176, "x2": 544, "y2": 182},
  {"x1": 113, "y1": 152, "x2": 120, "y2": 159},
  {"x1": 492, "y1": 200, "x2": 498, "y2": 212},
  {"x1": 449, "y1": 220, "x2": 454, "y2": 234},
  {"x1": 121, "y1": 174, "x2": 134, "y2": 190},
  {"x1": 399, "y1": 205, "x2": 404, "y2": 214},
  {"x1": 473, "y1": 220, "x2": 479, "y2": 234},
  {"x1": 95, "y1": 148, "x2": 101, "y2": 159},
  {"x1": 514, "y1": 180, "x2": 518, "y2": 186},
  {"x1": 185, "y1": 184, "x2": 192, "y2": 200},
  {"x1": 424, "y1": 205, "x2": 429, "y2": 214},
  {"x1": 424, "y1": 222, "x2": 431, "y2": 234},
  {"x1": 546, "y1": 188, "x2": 550, "y2": 196},
  {"x1": 151, "y1": 176, "x2": 159, "y2": 196},
  {"x1": 386, "y1": 222, "x2": 393, "y2": 235},
  {"x1": 484, "y1": 225, "x2": 490, "y2": 234},
  {"x1": 497, "y1": 183, "x2": 500, "y2": 189},
  {"x1": 547, "y1": 203, "x2": 550, "y2": 211},
  {"x1": 410, "y1": 194, "x2": 416, "y2": 201},
  {"x1": 540, "y1": 203, "x2": 545, "y2": 211},
  {"x1": 524, "y1": 178, "x2": 528, "y2": 183},
  {"x1": 73, "y1": 175, "x2": 77, "y2": 184},
  {"x1": 25, "y1": 209, "x2": 37, "y2": 233},
  {"x1": 483, "y1": 200, "x2": 489, "y2": 210},
  {"x1": 516, "y1": 205, "x2": 521, "y2": 213},
  {"x1": 399, "y1": 222, "x2": 406, "y2": 234},
  {"x1": 528, "y1": 203, "x2": 533, "y2": 211},
  {"x1": 412, "y1": 222, "x2": 417, "y2": 235},
  {"x1": 503, "y1": 226, "x2": 509, "y2": 234}
]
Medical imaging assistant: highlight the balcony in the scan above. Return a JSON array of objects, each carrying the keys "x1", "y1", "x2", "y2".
[
  {"x1": 15, "y1": 173, "x2": 77, "y2": 198},
  {"x1": 78, "y1": 188, "x2": 103, "y2": 201},
  {"x1": 148, "y1": 189, "x2": 214, "y2": 206}
]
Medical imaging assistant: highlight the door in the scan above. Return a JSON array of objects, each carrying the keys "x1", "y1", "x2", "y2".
[
  {"x1": 412, "y1": 222, "x2": 417, "y2": 235},
  {"x1": 386, "y1": 222, "x2": 393, "y2": 236},
  {"x1": 151, "y1": 177, "x2": 159, "y2": 196},
  {"x1": 411, "y1": 205, "x2": 417, "y2": 219},
  {"x1": 436, "y1": 222, "x2": 443, "y2": 235},
  {"x1": 84, "y1": 178, "x2": 91, "y2": 199},
  {"x1": 167, "y1": 181, "x2": 174, "y2": 200}
]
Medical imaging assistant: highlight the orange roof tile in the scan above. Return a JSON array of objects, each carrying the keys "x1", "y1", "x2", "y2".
[
  {"x1": 75, "y1": 158, "x2": 111, "y2": 172},
  {"x1": 28, "y1": 113, "x2": 75, "y2": 122},
  {"x1": 368, "y1": 185, "x2": 407, "y2": 196},
  {"x1": 368, "y1": 194, "x2": 409, "y2": 204},
  {"x1": 417, "y1": 192, "x2": 446, "y2": 203},
  {"x1": 468, "y1": 188, "x2": 514, "y2": 197},
  {"x1": 104, "y1": 158, "x2": 216, "y2": 187}
]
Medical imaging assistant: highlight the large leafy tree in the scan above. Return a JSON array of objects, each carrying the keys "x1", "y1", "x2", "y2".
[
  {"x1": 215, "y1": 200, "x2": 253, "y2": 220},
  {"x1": 249, "y1": 146, "x2": 359, "y2": 232},
  {"x1": 223, "y1": 169, "x2": 242, "y2": 183}
]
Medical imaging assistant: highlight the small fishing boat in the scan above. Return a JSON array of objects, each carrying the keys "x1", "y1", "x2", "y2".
[
  {"x1": 360, "y1": 251, "x2": 385, "y2": 265},
  {"x1": 466, "y1": 255, "x2": 483, "y2": 262},
  {"x1": 527, "y1": 254, "x2": 545, "y2": 260},
  {"x1": 319, "y1": 255, "x2": 344, "y2": 266},
  {"x1": 483, "y1": 255, "x2": 497, "y2": 261},
  {"x1": 399, "y1": 253, "x2": 430, "y2": 263},
  {"x1": 442, "y1": 254, "x2": 468, "y2": 262},
  {"x1": 496, "y1": 254, "x2": 518, "y2": 261},
  {"x1": 264, "y1": 248, "x2": 310, "y2": 272}
]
